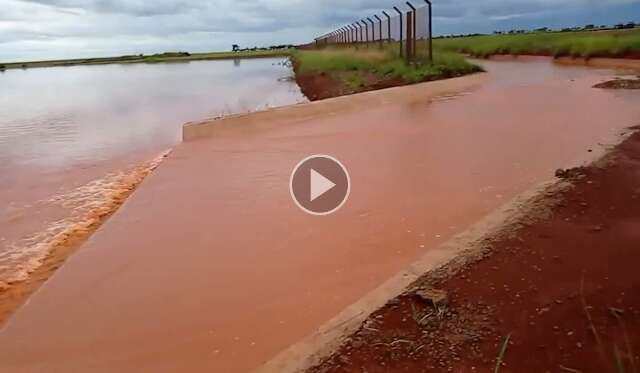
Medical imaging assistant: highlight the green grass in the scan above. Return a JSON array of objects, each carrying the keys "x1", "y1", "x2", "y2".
[
  {"x1": 434, "y1": 28, "x2": 640, "y2": 58},
  {"x1": 293, "y1": 45, "x2": 481, "y2": 85},
  {"x1": 0, "y1": 49, "x2": 293, "y2": 70},
  {"x1": 494, "y1": 334, "x2": 511, "y2": 373}
]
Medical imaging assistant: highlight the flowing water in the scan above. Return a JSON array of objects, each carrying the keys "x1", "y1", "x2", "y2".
[
  {"x1": 0, "y1": 58, "x2": 306, "y2": 286},
  {"x1": 0, "y1": 59, "x2": 638, "y2": 373}
]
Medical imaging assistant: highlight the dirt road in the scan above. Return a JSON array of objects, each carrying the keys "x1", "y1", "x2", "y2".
[{"x1": 0, "y1": 58, "x2": 638, "y2": 372}]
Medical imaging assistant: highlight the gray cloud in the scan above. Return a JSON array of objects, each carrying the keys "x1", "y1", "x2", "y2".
[
  {"x1": 19, "y1": 0, "x2": 203, "y2": 16},
  {"x1": 1, "y1": 0, "x2": 638, "y2": 62}
]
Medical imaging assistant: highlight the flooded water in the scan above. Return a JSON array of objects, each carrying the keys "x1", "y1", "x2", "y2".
[
  {"x1": 0, "y1": 58, "x2": 638, "y2": 373},
  {"x1": 0, "y1": 58, "x2": 306, "y2": 285}
]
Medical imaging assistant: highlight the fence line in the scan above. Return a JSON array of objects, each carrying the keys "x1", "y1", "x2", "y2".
[{"x1": 313, "y1": 0, "x2": 432, "y2": 64}]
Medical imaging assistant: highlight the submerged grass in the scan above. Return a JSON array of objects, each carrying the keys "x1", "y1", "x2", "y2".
[
  {"x1": 434, "y1": 29, "x2": 640, "y2": 58},
  {"x1": 293, "y1": 45, "x2": 481, "y2": 85}
]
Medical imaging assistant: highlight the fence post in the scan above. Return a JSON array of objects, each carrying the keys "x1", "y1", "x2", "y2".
[
  {"x1": 374, "y1": 15, "x2": 383, "y2": 49},
  {"x1": 406, "y1": 2, "x2": 417, "y2": 60},
  {"x1": 393, "y1": 6, "x2": 403, "y2": 58},
  {"x1": 350, "y1": 25, "x2": 356, "y2": 45},
  {"x1": 367, "y1": 18, "x2": 376, "y2": 48},
  {"x1": 405, "y1": 12, "x2": 412, "y2": 62},
  {"x1": 382, "y1": 11, "x2": 391, "y2": 42},
  {"x1": 360, "y1": 20, "x2": 369, "y2": 47},
  {"x1": 424, "y1": 0, "x2": 433, "y2": 63},
  {"x1": 312, "y1": 1, "x2": 434, "y2": 60}
]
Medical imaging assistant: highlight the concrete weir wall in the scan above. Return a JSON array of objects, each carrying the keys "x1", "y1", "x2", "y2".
[{"x1": 182, "y1": 73, "x2": 487, "y2": 141}]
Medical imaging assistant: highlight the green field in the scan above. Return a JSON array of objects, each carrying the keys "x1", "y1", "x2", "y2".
[
  {"x1": 293, "y1": 45, "x2": 481, "y2": 89},
  {"x1": 0, "y1": 49, "x2": 292, "y2": 71},
  {"x1": 433, "y1": 28, "x2": 640, "y2": 58}
]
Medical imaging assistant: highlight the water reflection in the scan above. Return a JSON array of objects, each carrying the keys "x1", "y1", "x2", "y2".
[
  {"x1": 0, "y1": 57, "x2": 306, "y2": 282},
  {"x1": 0, "y1": 58, "x2": 305, "y2": 172}
]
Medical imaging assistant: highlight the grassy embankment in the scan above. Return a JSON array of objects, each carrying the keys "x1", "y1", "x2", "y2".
[
  {"x1": 0, "y1": 49, "x2": 292, "y2": 71},
  {"x1": 292, "y1": 45, "x2": 482, "y2": 100},
  {"x1": 434, "y1": 28, "x2": 640, "y2": 58}
]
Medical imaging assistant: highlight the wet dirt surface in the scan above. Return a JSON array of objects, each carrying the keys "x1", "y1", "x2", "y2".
[
  {"x1": 0, "y1": 59, "x2": 638, "y2": 373},
  {"x1": 594, "y1": 77, "x2": 640, "y2": 89},
  {"x1": 309, "y1": 128, "x2": 640, "y2": 373}
]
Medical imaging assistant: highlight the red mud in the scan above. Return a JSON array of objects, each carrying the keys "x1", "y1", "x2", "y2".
[
  {"x1": 292, "y1": 59, "x2": 440, "y2": 101},
  {"x1": 309, "y1": 128, "x2": 640, "y2": 373},
  {"x1": 293, "y1": 70, "x2": 341, "y2": 100},
  {"x1": 293, "y1": 67, "x2": 406, "y2": 101}
]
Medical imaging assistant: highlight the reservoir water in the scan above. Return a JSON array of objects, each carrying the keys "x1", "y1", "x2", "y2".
[{"x1": 0, "y1": 57, "x2": 306, "y2": 287}]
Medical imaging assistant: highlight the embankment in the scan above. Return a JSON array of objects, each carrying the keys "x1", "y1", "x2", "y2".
[{"x1": 290, "y1": 49, "x2": 482, "y2": 101}]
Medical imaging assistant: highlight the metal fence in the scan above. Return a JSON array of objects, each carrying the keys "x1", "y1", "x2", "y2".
[{"x1": 313, "y1": 1, "x2": 433, "y2": 64}]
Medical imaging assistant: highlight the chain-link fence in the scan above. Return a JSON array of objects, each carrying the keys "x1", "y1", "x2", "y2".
[{"x1": 314, "y1": 1, "x2": 432, "y2": 64}]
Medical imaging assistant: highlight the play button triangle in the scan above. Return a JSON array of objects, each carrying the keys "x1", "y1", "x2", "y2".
[{"x1": 310, "y1": 168, "x2": 336, "y2": 202}]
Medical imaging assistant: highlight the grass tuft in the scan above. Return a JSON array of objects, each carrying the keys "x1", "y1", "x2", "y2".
[
  {"x1": 293, "y1": 45, "x2": 482, "y2": 87},
  {"x1": 494, "y1": 333, "x2": 512, "y2": 373}
]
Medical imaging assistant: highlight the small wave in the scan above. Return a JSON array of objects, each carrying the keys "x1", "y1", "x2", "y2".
[{"x1": 0, "y1": 150, "x2": 171, "y2": 290}]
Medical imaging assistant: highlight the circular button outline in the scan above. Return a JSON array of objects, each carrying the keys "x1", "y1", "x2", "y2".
[{"x1": 289, "y1": 154, "x2": 351, "y2": 216}]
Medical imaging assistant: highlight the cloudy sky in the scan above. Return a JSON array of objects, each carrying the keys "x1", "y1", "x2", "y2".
[{"x1": 1, "y1": 0, "x2": 639, "y2": 62}]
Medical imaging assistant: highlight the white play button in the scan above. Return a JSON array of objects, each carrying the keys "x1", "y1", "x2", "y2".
[
  {"x1": 290, "y1": 155, "x2": 351, "y2": 215},
  {"x1": 310, "y1": 168, "x2": 336, "y2": 202}
]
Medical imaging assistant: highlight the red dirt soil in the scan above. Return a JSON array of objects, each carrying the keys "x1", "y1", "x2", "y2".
[
  {"x1": 291, "y1": 60, "x2": 415, "y2": 101},
  {"x1": 293, "y1": 69, "x2": 405, "y2": 101},
  {"x1": 309, "y1": 128, "x2": 640, "y2": 373}
]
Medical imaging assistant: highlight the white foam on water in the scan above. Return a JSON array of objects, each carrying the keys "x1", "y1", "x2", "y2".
[{"x1": 0, "y1": 150, "x2": 171, "y2": 290}]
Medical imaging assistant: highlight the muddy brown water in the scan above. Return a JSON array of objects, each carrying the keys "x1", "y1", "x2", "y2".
[
  {"x1": 0, "y1": 58, "x2": 638, "y2": 372},
  {"x1": 0, "y1": 58, "x2": 304, "y2": 287}
]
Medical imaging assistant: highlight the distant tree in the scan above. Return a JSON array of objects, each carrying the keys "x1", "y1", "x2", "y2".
[
  {"x1": 535, "y1": 27, "x2": 549, "y2": 32},
  {"x1": 614, "y1": 23, "x2": 624, "y2": 29},
  {"x1": 584, "y1": 24, "x2": 595, "y2": 30},
  {"x1": 232, "y1": 44, "x2": 240, "y2": 52},
  {"x1": 625, "y1": 22, "x2": 636, "y2": 29}
]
